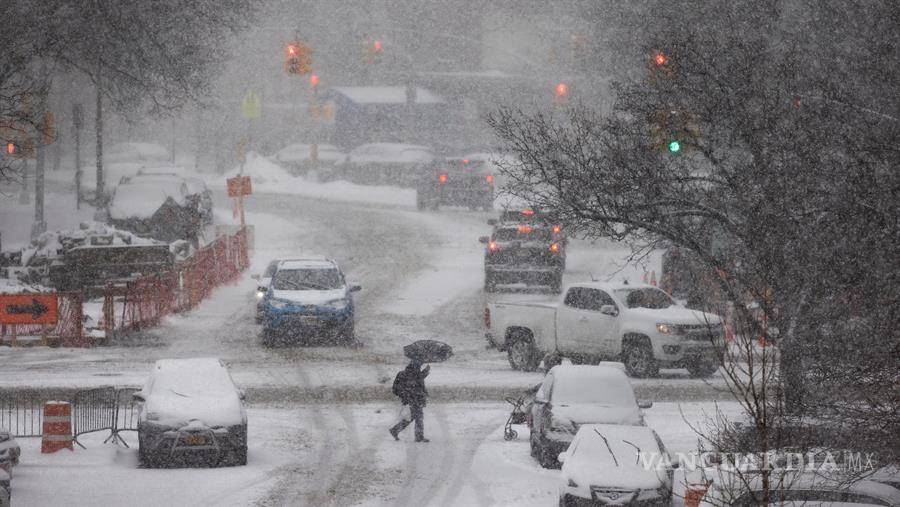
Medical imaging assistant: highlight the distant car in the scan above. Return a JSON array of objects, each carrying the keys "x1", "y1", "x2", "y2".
[
  {"x1": 479, "y1": 220, "x2": 566, "y2": 293},
  {"x1": 530, "y1": 365, "x2": 651, "y2": 468},
  {"x1": 254, "y1": 260, "x2": 282, "y2": 324},
  {"x1": 416, "y1": 157, "x2": 494, "y2": 211},
  {"x1": 340, "y1": 143, "x2": 434, "y2": 187},
  {"x1": 0, "y1": 429, "x2": 19, "y2": 468},
  {"x1": 259, "y1": 257, "x2": 361, "y2": 346},
  {"x1": 133, "y1": 168, "x2": 214, "y2": 225},
  {"x1": 134, "y1": 358, "x2": 247, "y2": 468},
  {"x1": 558, "y1": 423, "x2": 675, "y2": 507},
  {"x1": 273, "y1": 143, "x2": 346, "y2": 179},
  {"x1": 700, "y1": 471, "x2": 900, "y2": 506}
]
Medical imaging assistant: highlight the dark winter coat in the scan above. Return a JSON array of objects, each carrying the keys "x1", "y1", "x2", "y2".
[{"x1": 392, "y1": 362, "x2": 429, "y2": 407}]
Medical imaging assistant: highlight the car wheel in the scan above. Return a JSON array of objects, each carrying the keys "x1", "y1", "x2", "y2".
[
  {"x1": 686, "y1": 359, "x2": 719, "y2": 378},
  {"x1": 623, "y1": 339, "x2": 659, "y2": 378},
  {"x1": 507, "y1": 338, "x2": 539, "y2": 371}
]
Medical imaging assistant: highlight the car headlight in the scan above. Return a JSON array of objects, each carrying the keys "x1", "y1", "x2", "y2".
[
  {"x1": 549, "y1": 416, "x2": 576, "y2": 434},
  {"x1": 255, "y1": 290, "x2": 265, "y2": 299},
  {"x1": 657, "y1": 323, "x2": 682, "y2": 335},
  {"x1": 268, "y1": 299, "x2": 289, "y2": 310},
  {"x1": 324, "y1": 298, "x2": 349, "y2": 310}
]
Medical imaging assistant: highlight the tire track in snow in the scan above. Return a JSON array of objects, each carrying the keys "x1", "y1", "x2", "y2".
[
  {"x1": 394, "y1": 405, "x2": 456, "y2": 507},
  {"x1": 437, "y1": 421, "x2": 498, "y2": 507}
]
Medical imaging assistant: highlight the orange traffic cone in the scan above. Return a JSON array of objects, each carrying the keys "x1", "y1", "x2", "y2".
[{"x1": 41, "y1": 401, "x2": 74, "y2": 453}]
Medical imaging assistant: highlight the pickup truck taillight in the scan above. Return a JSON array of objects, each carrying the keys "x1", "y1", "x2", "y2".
[
  {"x1": 549, "y1": 242, "x2": 561, "y2": 253},
  {"x1": 484, "y1": 308, "x2": 491, "y2": 328},
  {"x1": 488, "y1": 241, "x2": 499, "y2": 252}
]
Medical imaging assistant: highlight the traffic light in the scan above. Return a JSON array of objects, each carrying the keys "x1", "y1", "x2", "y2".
[
  {"x1": 309, "y1": 73, "x2": 319, "y2": 88},
  {"x1": 654, "y1": 51, "x2": 668, "y2": 66},
  {"x1": 5, "y1": 142, "x2": 15, "y2": 155},
  {"x1": 555, "y1": 82, "x2": 569, "y2": 98},
  {"x1": 285, "y1": 42, "x2": 312, "y2": 75},
  {"x1": 649, "y1": 109, "x2": 700, "y2": 155},
  {"x1": 363, "y1": 39, "x2": 383, "y2": 64},
  {"x1": 667, "y1": 140, "x2": 681, "y2": 154},
  {"x1": 649, "y1": 50, "x2": 673, "y2": 82}
]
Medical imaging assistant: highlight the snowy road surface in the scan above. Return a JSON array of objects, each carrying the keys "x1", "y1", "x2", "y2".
[{"x1": 9, "y1": 401, "x2": 741, "y2": 506}]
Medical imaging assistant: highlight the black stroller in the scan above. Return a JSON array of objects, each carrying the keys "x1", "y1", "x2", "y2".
[{"x1": 503, "y1": 383, "x2": 542, "y2": 441}]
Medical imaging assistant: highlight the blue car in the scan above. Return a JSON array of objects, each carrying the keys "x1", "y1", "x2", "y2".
[{"x1": 259, "y1": 257, "x2": 361, "y2": 345}]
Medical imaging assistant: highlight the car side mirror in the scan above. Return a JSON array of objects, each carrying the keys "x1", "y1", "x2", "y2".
[
  {"x1": 132, "y1": 392, "x2": 146, "y2": 403},
  {"x1": 350, "y1": 284, "x2": 362, "y2": 292},
  {"x1": 238, "y1": 389, "x2": 247, "y2": 401},
  {"x1": 558, "y1": 452, "x2": 567, "y2": 464},
  {"x1": 478, "y1": 236, "x2": 490, "y2": 244},
  {"x1": 258, "y1": 286, "x2": 267, "y2": 293},
  {"x1": 487, "y1": 219, "x2": 497, "y2": 226},
  {"x1": 600, "y1": 305, "x2": 618, "y2": 316},
  {"x1": 638, "y1": 400, "x2": 653, "y2": 409}
]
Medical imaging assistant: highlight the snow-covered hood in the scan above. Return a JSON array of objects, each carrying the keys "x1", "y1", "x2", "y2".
[
  {"x1": 144, "y1": 391, "x2": 244, "y2": 429},
  {"x1": 553, "y1": 404, "x2": 643, "y2": 426},
  {"x1": 564, "y1": 457, "x2": 667, "y2": 492},
  {"x1": 271, "y1": 288, "x2": 347, "y2": 306},
  {"x1": 627, "y1": 306, "x2": 722, "y2": 326}
]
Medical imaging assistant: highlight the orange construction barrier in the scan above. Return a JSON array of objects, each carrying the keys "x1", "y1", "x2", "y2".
[
  {"x1": 41, "y1": 401, "x2": 74, "y2": 453},
  {"x1": 684, "y1": 483, "x2": 709, "y2": 507}
]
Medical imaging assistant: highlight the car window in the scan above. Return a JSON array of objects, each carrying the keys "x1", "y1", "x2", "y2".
[
  {"x1": 614, "y1": 288, "x2": 674, "y2": 309},
  {"x1": 272, "y1": 268, "x2": 344, "y2": 290},
  {"x1": 551, "y1": 375, "x2": 638, "y2": 406},
  {"x1": 564, "y1": 288, "x2": 586, "y2": 309},
  {"x1": 493, "y1": 227, "x2": 552, "y2": 242},
  {"x1": 581, "y1": 289, "x2": 616, "y2": 312}
]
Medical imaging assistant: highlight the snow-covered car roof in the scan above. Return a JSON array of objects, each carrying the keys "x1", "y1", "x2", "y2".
[
  {"x1": 702, "y1": 471, "x2": 900, "y2": 507},
  {"x1": 108, "y1": 180, "x2": 189, "y2": 220},
  {"x1": 142, "y1": 358, "x2": 244, "y2": 428},
  {"x1": 548, "y1": 364, "x2": 631, "y2": 382},
  {"x1": 347, "y1": 143, "x2": 434, "y2": 163},
  {"x1": 274, "y1": 143, "x2": 345, "y2": 163},
  {"x1": 568, "y1": 281, "x2": 659, "y2": 293},
  {"x1": 278, "y1": 257, "x2": 337, "y2": 270}
]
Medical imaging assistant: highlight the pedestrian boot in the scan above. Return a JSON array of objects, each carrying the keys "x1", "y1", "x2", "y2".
[{"x1": 415, "y1": 438, "x2": 430, "y2": 443}]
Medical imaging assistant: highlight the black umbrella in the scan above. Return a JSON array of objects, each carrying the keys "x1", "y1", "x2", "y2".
[{"x1": 403, "y1": 340, "x2": 453, "y2": 363}]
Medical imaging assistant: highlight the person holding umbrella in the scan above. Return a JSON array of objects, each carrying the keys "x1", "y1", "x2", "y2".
[{"x1": 389, "y1": 340, "x2": 453, "y2": 443}]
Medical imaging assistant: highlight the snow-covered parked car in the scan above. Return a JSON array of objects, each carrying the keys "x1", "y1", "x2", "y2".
[
  {"x1": 558, "y1": 423, "x2": 675, "y2": 507},
  {"x1": 134, "y1": 358, "x2": 248, "y2": 468},
  {"x1": 273, "y1": 143, "x2": 346, "y2": 179},
  {"x1": 699, "y1": 470, "x2": 900, "y2": 506},
  {"x1": 486, "y1": 281, "x2": 724, "y2": 377},
  {"x1": 530, "y1": 364, "x2": 652, "y2": 469},
  {"x1": 0, "y1": 429, "x2": 20, "y2": 468},
  {"x1": 0, "y1": 467, "x2": 8, "y2": 507},
  {"x1": 258, "y1": 257, "x2": 361, "y2": 346},
  {"x1": 132, "y1": 167, "x2": 214, "y2": 225},
  {"x1": 339, "y1": 143, "x2": 434, "y2": 187}
]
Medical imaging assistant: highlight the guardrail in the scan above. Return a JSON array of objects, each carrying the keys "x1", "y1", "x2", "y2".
[{"x1": 0, "y1": 392, "x2": 46, "y2": 437}]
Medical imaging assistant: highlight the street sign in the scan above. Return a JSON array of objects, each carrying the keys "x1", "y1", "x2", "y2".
[
  {"x1": 241, "y1": 91, "x2": 262, "y2": 120},
  {"x1": 0, "y1": 294, "x2": 58, "y2": 325},
  {"x1": 227, "y1": 175, "x2": 252, "y2": 197}
]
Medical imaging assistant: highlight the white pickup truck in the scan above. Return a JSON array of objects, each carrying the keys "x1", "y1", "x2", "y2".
[{"x1": 484, "y1": 281, "x2": 724, "y2": 377}]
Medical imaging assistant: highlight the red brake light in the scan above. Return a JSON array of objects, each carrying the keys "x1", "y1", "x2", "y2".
[
  {"x1": 521, "y1": 209, "x2": 535, "y2": 216},
  {"x1": 517, "y1": 225, "x2": 532, "y2": 234},
  {"x1": 488, "y1": 241, "x2": 499, "y2": 252},
  {"x1": 552, "y1": 225, "x2": 561, "y2": 234},
  {"x1": 438, "y1": 173, "x2": 448, "y2": 184},
  {"x1": 462, "y1": 158, "x2": 470, "y2": 165},
  {"x1": 550, "y1": 243, "x2": 560, "y2": 253},
  {"x1": 485, "y1": 174, "x2": 494, "y2": 184}
]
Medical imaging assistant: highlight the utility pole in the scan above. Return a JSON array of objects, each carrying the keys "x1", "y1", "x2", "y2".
[{"x1": 73, "y1": 103, "x2": 83, "y2": 209}]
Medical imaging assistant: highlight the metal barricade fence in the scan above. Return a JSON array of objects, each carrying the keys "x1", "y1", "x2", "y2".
[
  {"x1": 72, "y1": 387, "x2": 118, "y2": 448},
  {"x1": 112, "y1": 387, "x2": 140, "y2": 446},
  {"x1": 0, "y1": 392, "x2": 44, "y2": 437}
]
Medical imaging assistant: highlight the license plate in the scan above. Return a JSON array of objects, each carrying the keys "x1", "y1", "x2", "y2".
[
  {"x1": 184, "y1": 434, "x2": 206, "y2": 445},
  {"x1": 300, "y1": 316, "x2": 320, "y2": 325}
]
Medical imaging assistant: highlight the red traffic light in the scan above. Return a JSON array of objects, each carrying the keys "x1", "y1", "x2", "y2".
[
  {"x1": 310, "y1": 74, "x2": 319, "y2": 87},
  {"x1": 555, "y1": 82, "x2": 569, "y2": 97},
  {"x1": 654, "y1": 52, "x2": 668, "y2": 66},
  {"x1": 287, "y1": 44, "x2": 297, "y2": 56},
  {"x1": 5, "y1": 142, "x2": 15, "y2": 155},
  {"x1": 373, "y1": 40, "x2": 383, "y2": 52}
]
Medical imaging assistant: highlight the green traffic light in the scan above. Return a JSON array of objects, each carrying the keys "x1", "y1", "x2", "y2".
[{"x1": 668, "y1": 140, "x2": 681, "y2": 153}]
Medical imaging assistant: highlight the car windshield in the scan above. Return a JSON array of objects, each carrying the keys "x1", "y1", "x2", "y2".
[
  {"x1": 552, "y1": 377, "x2": 637, "y2": 406},
  {"x1": 493, "y1": 228, "x2": 553, "y2": 242},
  {"x1": 273, "y1": 268, "x2": 343, "y2": 290},
  {"x1": 615, "y1": 288, "x2": 675, "y2": 309}
]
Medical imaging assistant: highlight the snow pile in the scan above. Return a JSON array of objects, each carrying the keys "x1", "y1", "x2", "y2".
[
  {"x1": 107, "y1": 179, "x2": 188, "y2": 219},
  {"x1": 212, "y1": 152, "x2": 418, "y2": 207},
  {"x1": 0, "y1": 277, "x2": 51, "y2": 294},
  {"x1": 19, "y1": 222, "x2": 162, "y2": 266}
]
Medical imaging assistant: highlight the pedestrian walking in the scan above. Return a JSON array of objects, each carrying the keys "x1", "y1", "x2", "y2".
[{"x1": 389, "y1": 360, "x2": 430, "y2": 442}]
